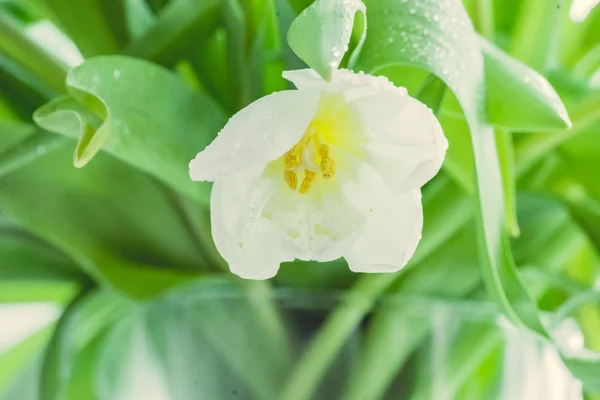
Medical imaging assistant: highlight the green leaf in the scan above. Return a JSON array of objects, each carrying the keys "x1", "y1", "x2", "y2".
[
  {"x1": 409, "y1": 322, "x2": 502, "y2": 400},
  {"x1": 512, "y1": 194, "x2": 587, "y2": 273},
  {"x1": 558, "y1": 129, "x2": 600, "y2": 201},
  {"x1": 0, "y1": 144, "x2": 211, "y2": 299},
  {"x1": 0, "y1": 13, "x2": 67, "y2": 93},
  {"x1": 509, "y1": 0, "x2": 567, "y2": 71},
  {"x1": 481, "y1": 37, "x2": 572, "y2": 131},
  {"x1": 0, "y1": 281, "x2": 78, "y2": 304},
  {"x1": 0, "y1": 356, "x2": 42, "y2": 400},
  {"x1": 239, "y1": 0, "x2": 288, "y2": 96},
  {"x1": 0, "y1": 130, "x2": 68, "y2": 178},
  {"x1": 0, "y1": 119, "x2": 38, "y2": 152},
  {"x1": 0, "y1": 209, "x2": 83, "y2": 304},
  {"x1": 287, "y1": 0, "x2": 366, "y2": 80},
  {"x1": 98, "y1": 280, "x2": 291, "y2": 400},
  {"x1": 343, "y1": 228, "x2": 483, "y2": 400},
  {"x1": 416, "y1": 74, "x2": 447, "y2": 115},
  {"x1": 124, "y1": 0, "x2": 221, "y2": 65},
  {"x1": 494, "y1": 130, "x2": 520, "y2": 236},
  {"x1": 0, "y1": 324, "x2": 55, "y2": 394},
  {"x1": 222, "y1": 0, "x2": 251, "y2": 109},
  {"x1": 0, "y1": 55, "x2": 55, "y2": 118},
  {"x1": 549, "y1": 291, "x2": 600, "y2": 394},
  {"x1": 0, "y1": 229, "x2": 82, "y2": 282},
  {"x1": 280, "y1": 178, "x2": 476, "y2": 400},
  {"x1": 64, "y1": 334, "x2": 104, "y2": 400},
  {"x1": 357, "y1": 0, "x2": 546, "y2": 336},
  {"x1": 39, "y1": 289, "x2": 126, "y2": 400},
  {"x1": 39, "y1": 288, "x2": 91, "y2": 400},
  {"x1": 438, "y1": 95, "x2": 475, "y2": 193},
  {"x1": 563, "y1": 195, "x2": 600, "y2": 257},
  {"x1": 34, "y1": 56, "x2": 227, "y2": 204},
  {"x1": 42, "y1": 0, "x2": 121, "y2": 56}
]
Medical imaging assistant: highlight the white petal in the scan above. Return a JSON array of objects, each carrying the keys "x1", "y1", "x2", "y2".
[
  {"x1": 283, "y1": 69, "x2": 401, "y2": 100},
  {"x1": 285, "y1": 69, "x2": 447, "y2": 193},
  {"x1": 190, "y1": 90, "x2": 320, "y2": 182},
  {"x1": 210, "y1": 168, "x2": 293, "y2": 280},
  {"x1": 343, "y1": 189, "x2": 423, "y2": 273},
  {"x1": 263, "y1": 167, "x2": 366, "y2": 262},
  {"x1": 349, "y1": 94, "x2": 448, "y2": 193}
]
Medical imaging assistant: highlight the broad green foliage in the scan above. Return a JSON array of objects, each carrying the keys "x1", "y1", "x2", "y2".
[
  {"x1": 2, "y1": 0, "x2": 600, "y2": 398},
  {"x1": 35, "y1": 56, "x2": 226, "y2": 204}
]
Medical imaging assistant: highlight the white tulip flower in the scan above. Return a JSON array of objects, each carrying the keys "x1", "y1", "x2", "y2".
[{"x1": 190, "y1": 69, "x2": 448, "y2": 280}]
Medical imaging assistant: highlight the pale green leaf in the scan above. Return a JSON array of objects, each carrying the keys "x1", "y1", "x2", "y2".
[
  {"x1": 482, "y1": 38, "x2": 572, "y2": 131},
  {"x1": 287, "y1": 0, "x2": 366, "y2": 80}
]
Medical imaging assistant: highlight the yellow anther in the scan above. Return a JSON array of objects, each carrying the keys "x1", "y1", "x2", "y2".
[
  {"x1": 299, "y1": 170, "x2": 317, "y2": 194},
  {"x1": 284, "y1": 147, "x2": 299, "y2": 171},
  {"x1": 319, "y1": 144, "x2": 337, "y2": 179},
  {"x1": 282, "y1": 128, "x2": 337, "y2": 193},
  {"x1": 321, "y1": 159, "x2": 337, "y2": 179},
  {"x1": 284, "y1": 170, "x2": 298, "y2": 190}
]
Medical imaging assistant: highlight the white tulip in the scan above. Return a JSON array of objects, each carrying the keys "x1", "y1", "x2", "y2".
[{"x1": 190, "y1": 69, "x2": 447, "y2": 280}]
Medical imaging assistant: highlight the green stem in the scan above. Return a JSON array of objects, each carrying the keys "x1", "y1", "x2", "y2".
[
  {"x1": 223, "y1": 0, "x2": 251, "y2": 109},
  {"x1": 244, "y1": 281, "x2": 294, "y2": 371},
  {"x1": 573, "y1": 43, "x2": 600, "y2": 78},
  {"x1": 495, "y1": 129, "x2": 520, "y2": 237},
  {"x1": 279, "y1": 274, "x2": 395, "y2": 400},
  {"x1": 474, "y1": 0, "x2": 495, "y2": 40}
]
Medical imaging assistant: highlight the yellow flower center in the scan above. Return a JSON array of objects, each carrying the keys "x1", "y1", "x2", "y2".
[{"x1": 283, "y1": 123, "x2": 337, "y2": 194}]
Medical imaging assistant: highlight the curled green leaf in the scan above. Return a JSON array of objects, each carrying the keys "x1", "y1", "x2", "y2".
[{"x1": 34, "y1": 56, "x2": 227, "y2": 204}]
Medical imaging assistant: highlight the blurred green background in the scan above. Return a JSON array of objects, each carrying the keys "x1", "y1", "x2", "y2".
[{"x1": 1, "y1": 0, "x2": 600, "y2": 398}]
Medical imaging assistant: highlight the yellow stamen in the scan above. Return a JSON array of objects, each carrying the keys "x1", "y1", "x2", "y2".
[
  {"x1": 299, "y1": 170, "x2": 317, "y2": 194},
  {"x1": 319, "y1": 144, "x2": 337, "y2": 179},
  {"x1": 282, "y1": 125, "x2": 337, "y2": 194},
  {"x1": 284, "y1": 170, "x2": 298, "y2": 190},
  {"x1": 284, "y1": 147, "x2": 299, "y2": 171}
]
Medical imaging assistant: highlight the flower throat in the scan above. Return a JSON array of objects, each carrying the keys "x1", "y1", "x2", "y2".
[{"x1": 283, "y1": 123, "x2": 337, "y2": 194}]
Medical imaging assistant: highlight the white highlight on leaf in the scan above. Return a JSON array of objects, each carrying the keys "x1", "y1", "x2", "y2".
[
  {"x1": 0, "y1": 303, "x2": 60, "y2": 353},
  {"x1": 499, "y1": 320, "x2": 584, "y2": 400},
  {"x1": 26, "y1": 20, "x2": 84, "y2": 67},
  {"x1": 570, "y1": 0, "x2": 600, "y2": 22}
]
